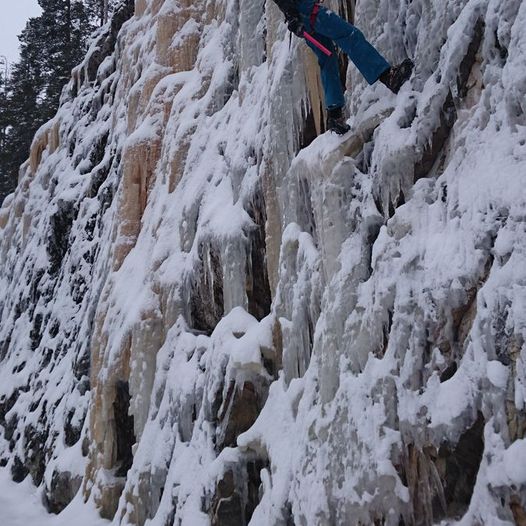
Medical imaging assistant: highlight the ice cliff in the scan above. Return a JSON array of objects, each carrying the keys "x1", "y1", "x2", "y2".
[{"x1": 1, "y1": 0, "x2": 525, "y2": 524}]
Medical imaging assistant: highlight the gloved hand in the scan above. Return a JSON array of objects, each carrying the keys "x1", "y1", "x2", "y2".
[{"x1": 286, "y1": 15, "x2": 305, "y2": 37}]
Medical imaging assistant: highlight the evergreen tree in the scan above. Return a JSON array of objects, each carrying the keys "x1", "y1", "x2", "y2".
[
  {"x1": 38, "y1": 0, "x2": 95, "y2": 120},
  {"x1": 0, "y1": 17, "x2": 47, "y2": 200},
  {"x1": 0, "y1": 71, "x2": 12, "y2": 199},
  {"x1": 0, "y1": 1, "x2": 98, "y2": 203},
  {"x1": 85, "y1": 0, "x2": 117, "y2": 26}
]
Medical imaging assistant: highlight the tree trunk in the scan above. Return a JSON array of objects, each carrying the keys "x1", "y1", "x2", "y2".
[{"x1": 103, "y1": 0, "x2": 109, "y2": 24}]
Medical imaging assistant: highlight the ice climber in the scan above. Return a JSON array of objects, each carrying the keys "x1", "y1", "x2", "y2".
[{"x1": 273, "y1": 0, "x2": 414, "y2": 135}]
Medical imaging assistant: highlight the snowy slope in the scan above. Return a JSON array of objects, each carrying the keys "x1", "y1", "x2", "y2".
[
  {"x1": 0, "y1": 468, "x2": 109, "y2": 526},
  {"x1": 0, "y1": 0, "x2": 525, "y2": 525}
]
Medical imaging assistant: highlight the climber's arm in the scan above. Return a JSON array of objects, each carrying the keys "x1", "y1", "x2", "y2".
[
  {"x1": 271, "y1": 0, "x2": 304, "y2": 36},
  {"x1": 271, "y1": 0, "x2": 300, "y2": 21}
]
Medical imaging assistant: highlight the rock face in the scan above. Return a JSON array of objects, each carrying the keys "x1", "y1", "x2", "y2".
[{"x1": 0, "y1": 0, "x2": 525, "y2": 524}]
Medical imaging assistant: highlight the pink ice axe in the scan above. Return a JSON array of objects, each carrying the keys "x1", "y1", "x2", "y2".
[{"x1": 303, "y1": 31, "x2": 333, "y2": 57}]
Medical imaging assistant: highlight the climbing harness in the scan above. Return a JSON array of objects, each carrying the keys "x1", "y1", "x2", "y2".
[{"x1": 310, "y1": 3, "x2": 320, "y2": 30}]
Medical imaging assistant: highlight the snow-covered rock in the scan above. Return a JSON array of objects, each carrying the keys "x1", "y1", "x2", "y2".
[{"x1": 1, "y1": 0, "x2": 525, "y2": 524}]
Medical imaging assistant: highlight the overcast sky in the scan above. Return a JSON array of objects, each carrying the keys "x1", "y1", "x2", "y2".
[{"x1": 0, "y1": 0, "x2": 42, "y2": 68}]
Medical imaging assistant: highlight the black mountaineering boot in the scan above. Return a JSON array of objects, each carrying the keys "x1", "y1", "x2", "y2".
[
  {"x1": 379, "y1": 58, "x2": 414, "y2": 94},
  {"x1": 327, "y1": 107, "x2": 350, "y2": 135}
]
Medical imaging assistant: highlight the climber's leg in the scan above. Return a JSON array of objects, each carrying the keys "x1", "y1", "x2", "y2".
[
  {"x1": 304, "y1": 33, "x2": 345, "y2": 110},
  {"x1": 298, "y1": 1, "x2": 390, "y2": 85}
]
